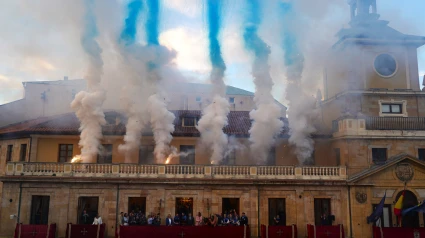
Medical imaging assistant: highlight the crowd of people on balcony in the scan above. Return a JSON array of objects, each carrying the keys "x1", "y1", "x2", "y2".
[{"x1": 117, "y1": 209, "x2": 248, "y2": 227}]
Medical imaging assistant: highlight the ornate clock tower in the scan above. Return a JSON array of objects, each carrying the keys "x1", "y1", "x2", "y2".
[{"x1": 321, "y1": 0, "x2": 425, "y2": 126}]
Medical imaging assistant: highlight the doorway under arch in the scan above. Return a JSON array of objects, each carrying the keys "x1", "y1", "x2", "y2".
[{"x1": 395, "y1": 190, "x2": 419, "y2": 228}]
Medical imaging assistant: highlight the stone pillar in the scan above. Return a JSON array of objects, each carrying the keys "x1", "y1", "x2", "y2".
[
  {"x1": 249, "y1": 188, "x2": 259, "y2": 237},
  {"x1": 29, "y1": 135, "x2": 39, "y2": 162}
]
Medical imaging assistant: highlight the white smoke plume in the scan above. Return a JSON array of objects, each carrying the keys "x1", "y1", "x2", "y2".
[
  {"x1": 196, "y1": 0, "x2": 230, "y2": 165},
  {"x1": 147, "y1": 89, "x2": 175, "y2": 163},
  {"x1": 117, "y1": 46, "x2": 151, "y2": 160},
  {"x1": 70, "y1": 0, "x2": 106, "y2": 163},
  {"x1": 244, "y1": 0, "x2": 284, "y2": 164}
]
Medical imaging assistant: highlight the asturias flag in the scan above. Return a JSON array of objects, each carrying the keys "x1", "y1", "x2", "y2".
[
  {"x1": 394, "y1": 191, "x2": 405, "y2": 216},
  {"x1": 401, "y1": 200, "x2": 425, "y2": 216}
]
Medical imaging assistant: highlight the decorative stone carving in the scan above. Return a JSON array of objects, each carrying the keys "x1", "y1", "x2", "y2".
[
  {"x1": 395, "y1": 163, "x2": 414, "y2": 182},
  {"x1": 355, "y1": 191, "x2": 367, "y2": 204}
]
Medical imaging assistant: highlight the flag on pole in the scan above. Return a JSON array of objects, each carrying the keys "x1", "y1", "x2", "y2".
[
  {"x1": 367, "y1": 192, "x2": 386, "y2": 224},
  {"x1": 394, "y1": 190, "x2": 405, "y2": 226},
  {"x1": 394, "y1": 191, "x2": 404, "y2": 216},
  {"x1": 401, "y1": 200, "x2": 425, "y2": 216}
]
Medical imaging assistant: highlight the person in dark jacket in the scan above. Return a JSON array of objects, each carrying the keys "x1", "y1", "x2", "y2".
[
  {"x1": 187, "y1": 213, "x2": 194, "y2": 226},
  {"x1": 240, "y1": 212, "x2": 248, "y2": 226}
]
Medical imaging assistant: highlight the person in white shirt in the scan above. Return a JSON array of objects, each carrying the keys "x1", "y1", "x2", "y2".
[{"x1": 93, "y1": 213, "x2": 103, "y2": 225}]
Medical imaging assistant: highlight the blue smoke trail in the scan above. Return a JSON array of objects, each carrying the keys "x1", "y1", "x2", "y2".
[
  {"x1": 81, "y1": 0, "x2": 102, "y2": 65},
  {"x1": 146, "y1": 0, "x2": 160, "y2": 46},
  {"x1": 207, "y1": 0, "x2": 226, "y2": 71},
  {"x1": 120, "y1": 0, "x2": 143, "y2": 46},
  {"x1": 279, "y1": 2, "x2": 304, "y2": 72},
  {"x1": 243, "y1": 0, "x2": 269, "y2": 60}
]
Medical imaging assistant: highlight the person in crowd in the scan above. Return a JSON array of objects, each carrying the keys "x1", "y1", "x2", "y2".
[
  {"x1": 240, "y1": 212, "x2": 248, "y2": 226},
  {"x1": 153, "y1": 213, "x2": 161, "y2": 226},
  {"x1": 321, "y1": 213, "x2": 330, "y2": 226},
  {"x1": 187, "y1": 213, "x2": 194, "y2": 226},
  {"x1": 274, "y1": 215, "x2": 281, "y2": 225},
  {"x1": 139, "y1": 213, "x2": 147, "y2": 225},
  {"x1": 129, "y1": 212, "x2": 136, "y2": 225},
  {"x1": 93, "y1": 213, "x2": 102, "y2": 225},
  {"x1": 209, "y1": 214, "x2": 218, "y2": 227},
  {"x1": 166, "y1": 214, "x2": 173, "y2": 226},
  {"x1": 195, "y1": 212, "x2": 203, "y2": 226},
  {"x1": 222, "y1": 214, "x2": 230, "y2": 225},
  {"x1": 123, "y1": 213, "x2": 129, "y2": 226},
  {"x1": 147, "y1": 214, "x2": 154, "y2": 225},
  {"x1": 173, "y1": 213, "x2": 180, "y2": 225},
  {"x1": 228, "y1": 214, "x2": 235, "y2": 226},
  {"x1": 181, "y1": 213, "x2": 187, "y2": 225},
  {"x1": 81, "y1": 210, "x2": 90, "y2": 225}
]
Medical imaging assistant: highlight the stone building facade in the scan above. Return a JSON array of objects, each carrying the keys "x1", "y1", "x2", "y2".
[{"x1": 0, "y1": 1, "x2": 425, "y2": 238}]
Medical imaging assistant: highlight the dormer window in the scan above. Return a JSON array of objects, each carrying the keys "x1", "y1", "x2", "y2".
[{"x1": 182, "y1": 117, "x2": 198, "y2": 127}]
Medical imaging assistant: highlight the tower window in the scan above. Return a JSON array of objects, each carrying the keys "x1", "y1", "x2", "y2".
[
  {"x1": 381, "y1": 104, "x2": 402, "y2": 114},
  {"x1": 196, "y1": 96, "x2": 202, "y2": 102},
  {"x1": 229, "y1": 97, "x2": 235, "y2": 104}
]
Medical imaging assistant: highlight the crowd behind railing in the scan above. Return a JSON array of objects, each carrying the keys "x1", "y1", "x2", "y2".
[{"x1": 117, "y1": 209, "x2": 249, "y2": 227}]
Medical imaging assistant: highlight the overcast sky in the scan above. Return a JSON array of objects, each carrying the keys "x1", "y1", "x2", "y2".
[{"x1": 0, "y1": 0, "x2": 424, "y2": 105}]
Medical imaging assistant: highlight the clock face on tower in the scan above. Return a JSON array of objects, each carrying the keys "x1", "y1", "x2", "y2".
[{"x1": 373, "y1": 53, "x2": 397, "y2": 77}]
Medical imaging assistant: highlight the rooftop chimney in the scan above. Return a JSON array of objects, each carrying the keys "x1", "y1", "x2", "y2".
[{"x1": 64, "y1": 76, "x2": 68, "y2": 81}]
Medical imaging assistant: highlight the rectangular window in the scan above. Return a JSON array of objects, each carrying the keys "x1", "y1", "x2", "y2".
[
  {"x1": 19, "y1": 144, "x2": 27, "y2": 162},
  {"x1": 418, "y1": 149, "x2": 425, "y2": 161},
  {"x1": 183, "y1": 117, "x2": 197, "y2": 127},
  {"x1": 372, "y1": 148, "x2": 387, "y2": 164},
  {"x1": 334, "y1": 148, "x2": 341, "y2": 166},
  {"x1": 269, "y1": 198, "x2": 286, "y2": 226},
  {"x1": 139, "y1": 145, "x2": 155, "y2": 164},
  {"x1": 58, "y1": 144, "x2": 73, "y2": 163},
  {"x1": 222, "y1": 198, "x2": 240, "y2": 215},
  {"x1": 180, "y1": 145, "x2": 195, "y2": 165},
  {"x1": 314, "y1": 198, "x2": 331, "y2": 226},
  {"x1": 373, "y1": 204, "x2": 392, "y2": 227},
  {"x1": 196, "y1": 96, "x2": 202, "y2": 102},
  {"x1": 97, "y1": 144, "x2": 113, "y2": 164},
  {"x1": 229, "y1": 97, "x2": 235, "y2": 104},
  {"x1": 6, "y1": 145, "x2": 13, "y2": 162},
  {"x1": 128, "y1": 197, "x2": 146, "y2": 214},
  {"x1": 381, "y1": 104, "x2": 402, "y2": 114},
  {"x1": 267, "y1": 147, "x2": 276, "y2": 165},
  {"x1": 30, "y1": 196, "x2": 50, "y2": 225},
  {"x1": 78, "y1": 197, "x2": 99, "y2": 225}
]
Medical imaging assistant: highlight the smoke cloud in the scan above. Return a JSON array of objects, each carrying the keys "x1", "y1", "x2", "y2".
[
  {"x1": 196, "y1": 0, "x2": 230, "y2": 164},
  {"x1": 145, "y1": 0, "x2": 176, "y2": 163},
  {"x1": 243, "y1": 0, "x2": 283, "y2": 164},
  {"x1": 70, "y1": 0, "x2": 106, "y2": 163},
  {"x1": 117, "y1": 0, "x2": 148, "y2": 159}
]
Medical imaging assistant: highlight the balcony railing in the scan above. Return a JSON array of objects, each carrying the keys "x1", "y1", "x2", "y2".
[
  {"x1": 333, "y1": 117, "x2": 425, "y2": 133},
  {"x1": 365, "y1": 117, "x2": 425, "y2": 130},
  {"x1": 5, "y1": 163, "x2": 347, "y2": 181}
]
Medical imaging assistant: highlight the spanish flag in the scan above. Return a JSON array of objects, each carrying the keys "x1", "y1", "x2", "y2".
[{"x1": 394, "y1": 190, "x2": 405, "y2": 217}]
